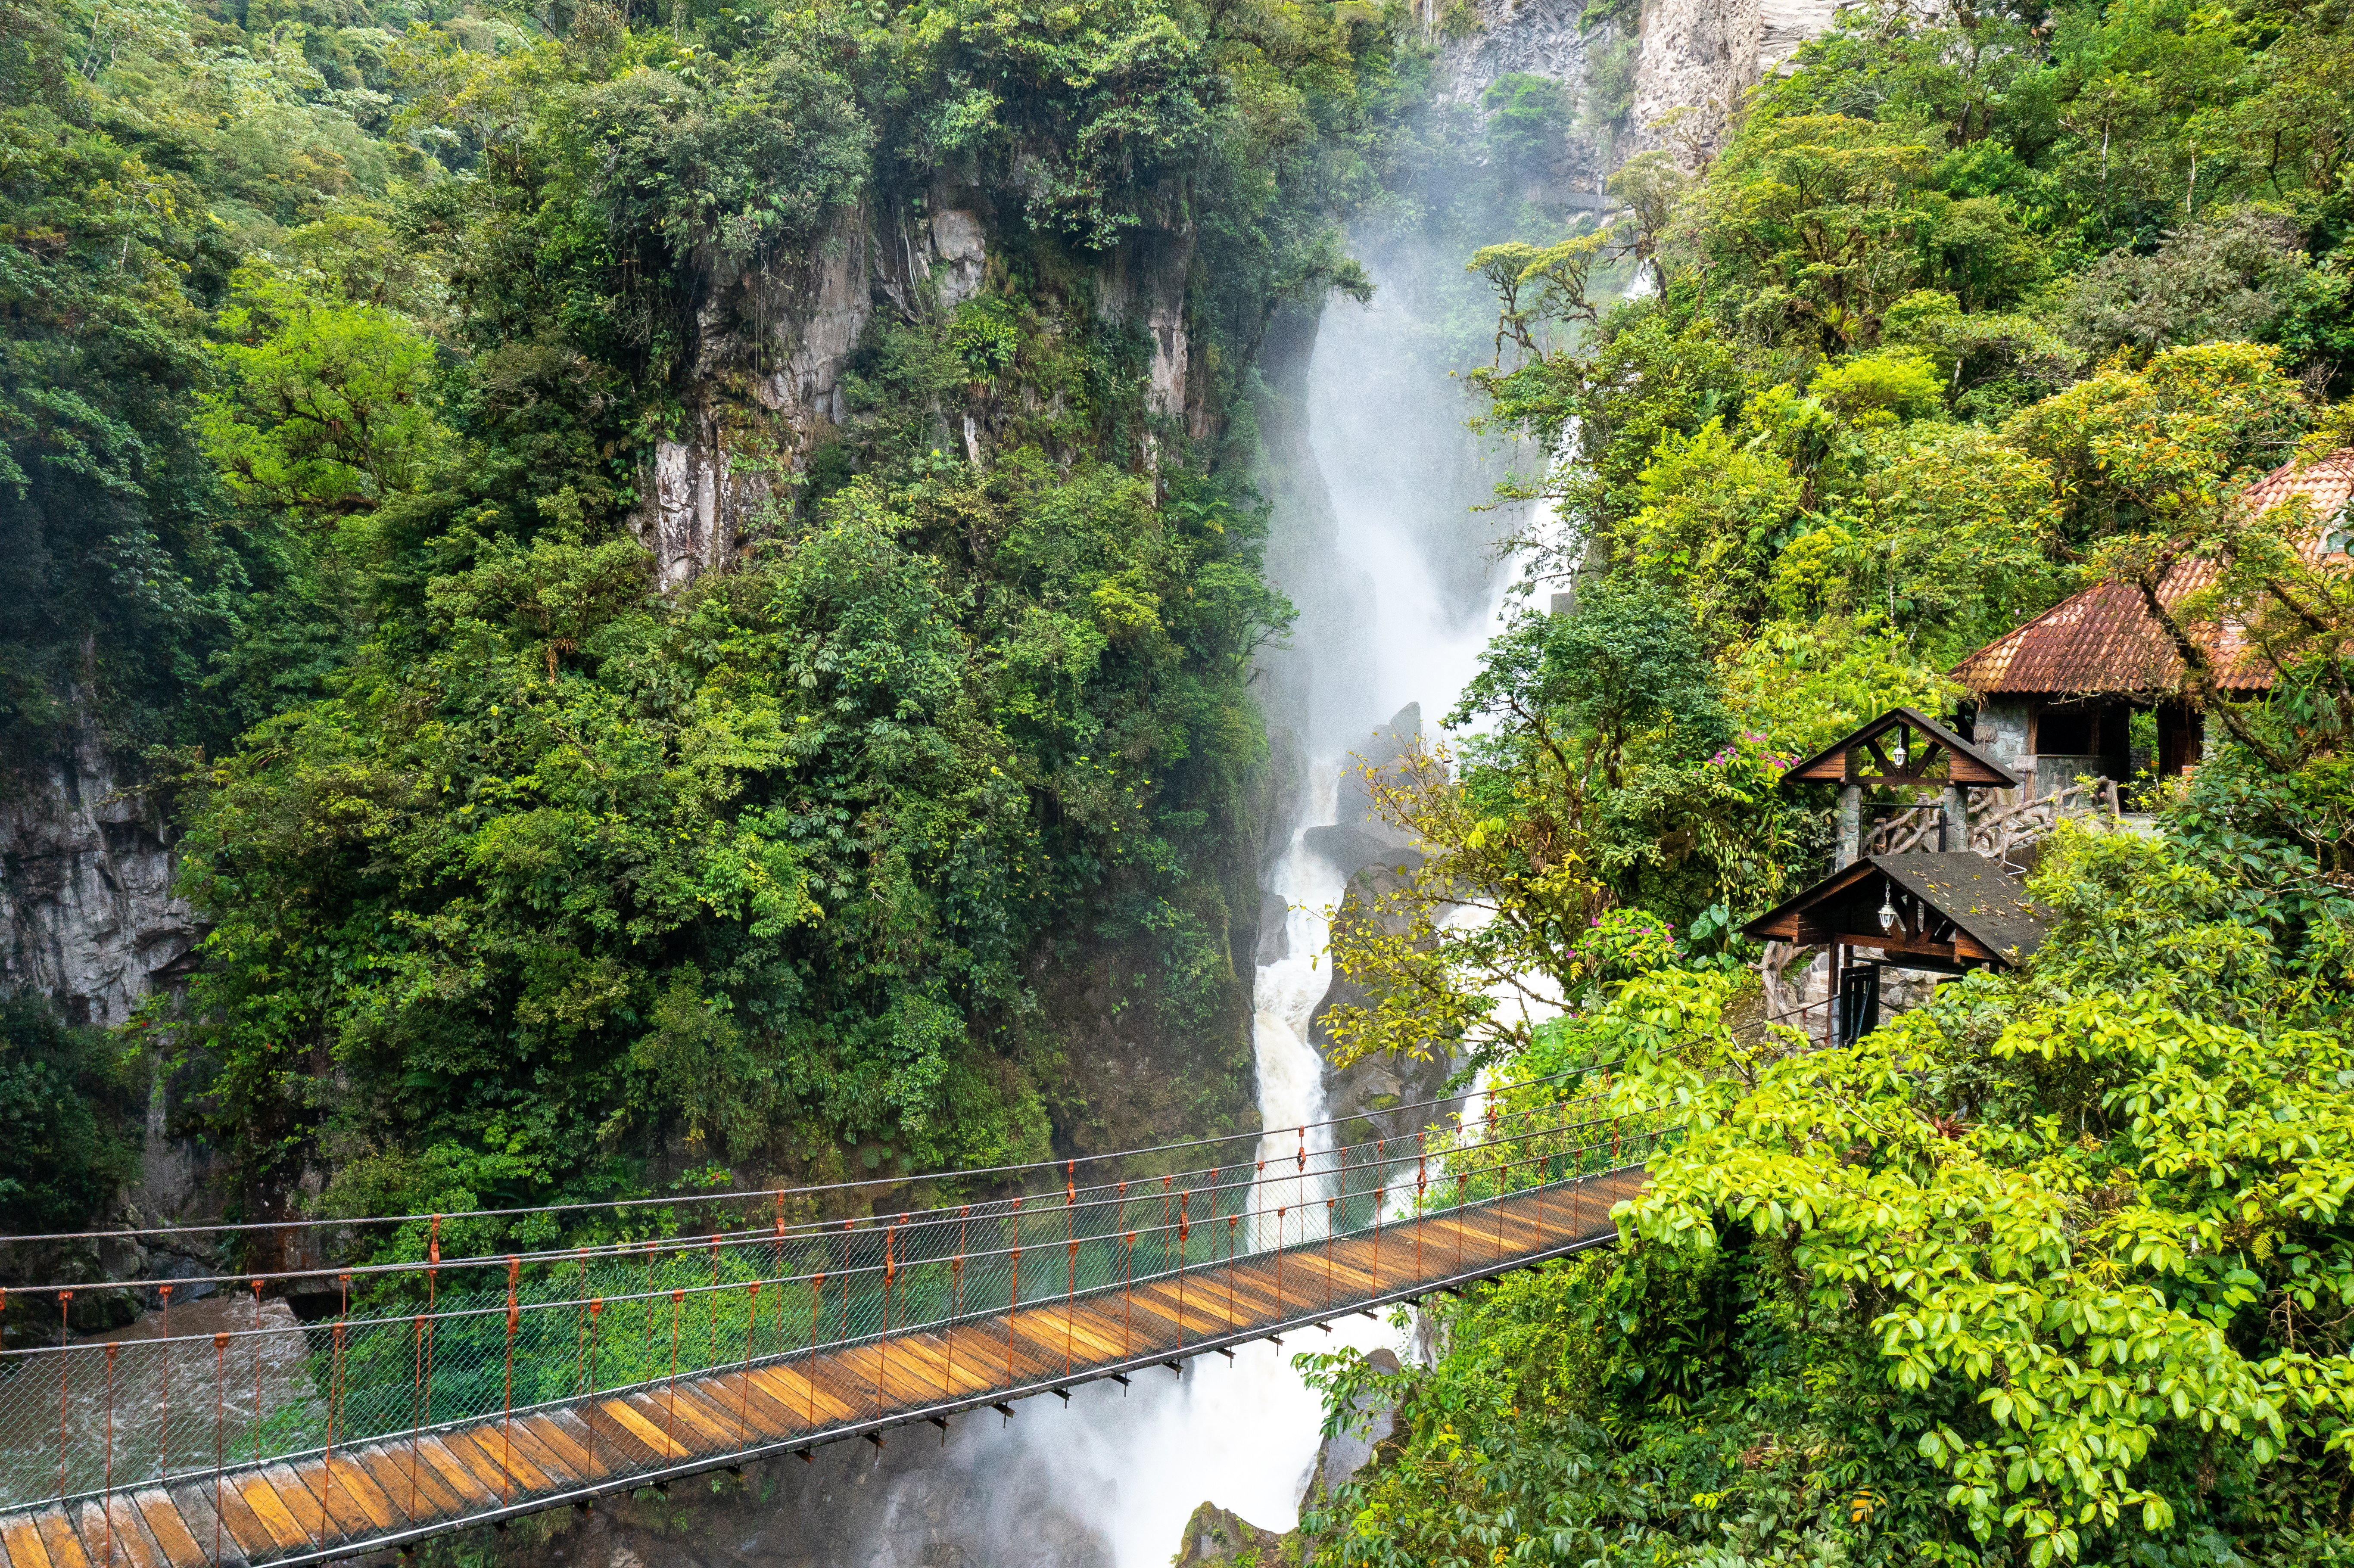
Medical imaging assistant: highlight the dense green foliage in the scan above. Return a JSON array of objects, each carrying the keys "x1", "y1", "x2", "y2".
[
  {"x1": 1314, "y1": 812, "x2": 2354, "y2": 1566},
  {"x1": 1306, "y1": 0, "x2": 2354, "y2": 1562},
  {"x1": 0, "y1": 0, "x2": 1449, "y2": 1222},
  {"x1": 19, "y1": 0, "x2": 2354, "y2": 1552},
  {"x1": 0, "y1": 994, "x2": 137, "y2": 1237}
]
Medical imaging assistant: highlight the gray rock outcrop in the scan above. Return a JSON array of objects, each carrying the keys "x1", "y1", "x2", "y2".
[
  {"x1": 1, "y1": 706, "x2": 196, "y2": 1027},
  {"x1": 1627, "y1": 0, "x2": 1843, "y2": 157}
]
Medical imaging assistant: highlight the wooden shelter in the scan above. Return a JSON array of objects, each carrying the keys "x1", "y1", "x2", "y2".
[
  {"x1": 1742, "y1": 852, "x2": 2045, "y2": 1042},
  {"x1": 1784, "y1": 706, "x2": 2022, "y2": 867}
]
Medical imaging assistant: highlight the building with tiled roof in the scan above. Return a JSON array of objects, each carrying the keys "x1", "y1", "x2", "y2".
[{"x1": 1949, "y1": 450, "x2": 2354, "y2": 793}]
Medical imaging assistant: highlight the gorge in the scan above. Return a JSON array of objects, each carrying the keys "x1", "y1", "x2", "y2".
[
  {"x1": 25, "y1": 0, "x2": 2354, "y2": 1560},
  {"x1": 0, "y1": 0, "x2": 1833, "y2": 1551}
]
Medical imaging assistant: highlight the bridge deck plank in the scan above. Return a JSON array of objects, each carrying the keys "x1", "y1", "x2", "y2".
[
  {"x1": 128, "y1": 1494, "x2": 201, "y2": 1568},
  {"x1": 66, "y1": 1502, "x2": 138, "y2": 1568},
  {"x1": 284, "y1": 1461, "x2": 368, "y2": 1543},
  {"x1": 787, "y1": 1353, "x2": 875, "y2": 1425},
  {"x1": 595, "y1": 1400, "x2": 684, "y2": 1468},
  {"x1": 691, "y1": 1377, "x2": 777, "y2": 1444},
  {"x1": 165, "y1": 1476, "x2": 260, "y2": 1563},
  {"x1": 517, "y1": 1413, "x2": 601, "y2": 1484},
  {"x1": 497, "y1": 1419, "x2": 573, "y2": 1490},
  {"x1": 659, "y1": 1384, "x2": 746, "y2": 1453},
  {"x1": 356, "y1": 1444, "x2": 457, "y2": 1522},
  {"x1": 486, "y1": 1418, "x2": 576, "y2": 1495},
  {"x1": 112, "y1": 1491, "x2": 178, "y2": 1568},
  {"x1": 262, "y1": 1466, "x2": 336, "y2": 1548},
  {"x1": 875, "y1": 1331, "x2": 982, "y2": 1402},
  {"x1": 870, "y1": 1341, "x2": 963, "y2": 1410},
  {"x1": 835, "y1": 1344, "x2": 912, "y2": 1415},
  {"x1": 741, "y1": 1365, "x2": 841, "y2": 1429},
  {"x1": 693, "y1": 1379, "x2": 775, "y2": 1450},
  {"x1": 274, "y1": 1468, "x2": 338, "y2": 1549},
  {"x1": 576, "y1": 1397, "x2": 667, "y2": 1472},
  {"x1": 2, "y1": 1516, "x2": 52, "y2": 1568},
  {"x1": 338, "y1": 1450, "x2": 418, "y2": 1529},
  {"x1": 434, "y1": 1430, "x2": 529, "y2": 1503},
  {"x1": 223, "y1": 1478, "x2": 301, "y2": 1556},
  {"x1": 701, "y1": 1370, "x2": 806, "y2": 1443},
  {"x1": 33, "y1": 1510, "x2": 89, "y2": 1568},
  {"x1": 323, "y1": 1455, "x2": 400, "y2": 1533},
  {"x1": 407, "y1": 1437, "x2": 498, "y2": 1511}
]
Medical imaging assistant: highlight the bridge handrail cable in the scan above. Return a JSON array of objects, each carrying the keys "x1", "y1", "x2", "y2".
[
  {"x1": 0, "y1": 1061, "x2": 1631, "y2": 1247},
  {"x1": 0, "y1": 1096, "x2": 1653, "y2": 1350}
]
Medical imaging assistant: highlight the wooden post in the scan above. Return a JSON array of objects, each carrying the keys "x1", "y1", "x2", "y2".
[{"x1": 1828, "y1": 941, "x2": 1844, "y2": 1045}]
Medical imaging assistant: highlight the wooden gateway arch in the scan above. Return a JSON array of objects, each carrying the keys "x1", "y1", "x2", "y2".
[{"x1": 0, "y1": 1083, "x2": 1666, "y2": 1568}]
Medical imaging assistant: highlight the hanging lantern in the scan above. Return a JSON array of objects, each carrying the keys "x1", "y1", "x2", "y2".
[
  {"x1": 1891, "y1": 734, "x2": 1909, "y2": 771},
  {"x1": 1878, "y1": 887, "x2": 1899, "y2": 934}
]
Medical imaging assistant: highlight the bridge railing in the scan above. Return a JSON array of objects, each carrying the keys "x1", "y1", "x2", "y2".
[{"x1": 0, "y1": 1069, "x2": 1678, "y2": 1522}]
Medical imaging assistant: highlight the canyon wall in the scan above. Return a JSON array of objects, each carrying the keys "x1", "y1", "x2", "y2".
[
  {"x1": 1626, "y1": 0, "x2": 1842, "y2": 156},
  {"x1": 1, "y1": 706, "x2": 195, "y2": 1029}
]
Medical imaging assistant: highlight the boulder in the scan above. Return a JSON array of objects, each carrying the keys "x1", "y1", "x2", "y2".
[{"x1": 1170, "y1": 1503, "x2": 1288, "y2": 1567}]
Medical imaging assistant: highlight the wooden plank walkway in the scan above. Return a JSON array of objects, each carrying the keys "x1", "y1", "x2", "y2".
[{"x1": 0, "y1": 1170, "x2": 1642, "y2": 1568}]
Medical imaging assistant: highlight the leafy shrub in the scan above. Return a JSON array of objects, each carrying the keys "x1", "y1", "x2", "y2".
[{"x1": 0, "y1": 993, "x2": 137, "y2": 1236}]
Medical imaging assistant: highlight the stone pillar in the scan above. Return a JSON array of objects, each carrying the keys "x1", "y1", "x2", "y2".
[
  {"x1": 1940, "y1": 785, "x2": 1967, "y2": 852},
  {"x1": 1837, "y1": 784, "x2": 1862, "y2": 869}
]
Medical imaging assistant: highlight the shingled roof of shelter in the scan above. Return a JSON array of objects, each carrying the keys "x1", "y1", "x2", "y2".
[
  {"x1": 1952, "y1": 450, "x2": 2354, "y2": 697},
  {"x1": 1873, "y1": 853, "x2": 2046, "y2": 961},
  {"x1": 1740, "y1": 852, "x2": 2046, "y2": 966}
]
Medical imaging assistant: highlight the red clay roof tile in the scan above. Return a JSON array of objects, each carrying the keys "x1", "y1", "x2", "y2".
[{"x1": 1951, "y1": 451, "x2": 2354, "y2": 697}]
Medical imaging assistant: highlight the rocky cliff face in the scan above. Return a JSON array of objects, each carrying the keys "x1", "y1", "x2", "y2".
[
  {"x1": 1627, "y1": 0, "x2": 1841, "y2": 156},
  {"x1": 635, "y1": 193, "x2": 1199, "y2": 590},
  {"x1": 640, "y1": 208, "x2": 878, "y2": 590},
  {"x1": 1296, "y1": 705, "x2": 1460, "y2": 1146},
  {"x1": 1435, "y1": 0, "x2": 1838, "y2": 165},
  {"x1": 0, "y1": 708, "x2": 195, "y2": 1028}
]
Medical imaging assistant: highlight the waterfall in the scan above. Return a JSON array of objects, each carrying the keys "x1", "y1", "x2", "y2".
[{"x1": 951, "y1": 264, "x2": 1516, "y2": 1564}]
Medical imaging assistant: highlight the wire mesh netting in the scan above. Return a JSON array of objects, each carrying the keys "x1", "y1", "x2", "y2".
[{"x1": 0, "y1": 1079, "x2": 1678, "y2": 1561}]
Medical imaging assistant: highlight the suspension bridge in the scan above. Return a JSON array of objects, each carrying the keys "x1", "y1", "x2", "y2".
[{"x1": 0, "y1": 1080, "x2": 1668, "y2": 1568}]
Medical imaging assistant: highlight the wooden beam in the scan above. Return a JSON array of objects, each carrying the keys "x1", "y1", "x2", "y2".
[{"x1": 1836, "y1": 932, "x2": 1958, "y2": 961}]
